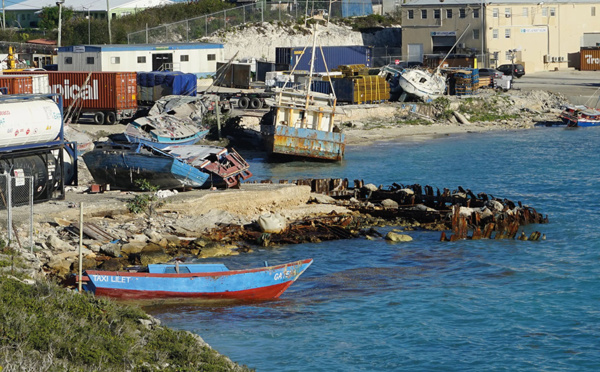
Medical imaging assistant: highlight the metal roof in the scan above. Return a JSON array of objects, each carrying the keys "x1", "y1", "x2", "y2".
[
  {"x1": 57, "y1": 43, "x2": 224, "y2": 53},
  {"x1": 403, "y1": 0, "x2": 600, "y2": 5}
]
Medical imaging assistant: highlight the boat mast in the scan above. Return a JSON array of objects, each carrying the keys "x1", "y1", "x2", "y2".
[
  {"x1": 437, "y1": 24, "x2": 471, "y2": 72},
  {"x1": 302, "y1": 22, "x2": 319, "y2": 128}
]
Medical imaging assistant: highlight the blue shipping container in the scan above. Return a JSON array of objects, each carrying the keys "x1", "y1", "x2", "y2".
[{"x1": 275, "y1": 45, "x2": 373, "y2": 73}]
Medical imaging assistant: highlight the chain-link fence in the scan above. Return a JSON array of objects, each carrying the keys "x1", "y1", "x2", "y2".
[
  {"x1": 0, "y1": 173, "x2": 34, "y2": 252},
  {"x1": 127, "y1": 1, "x2": 379, "y2": 45}
]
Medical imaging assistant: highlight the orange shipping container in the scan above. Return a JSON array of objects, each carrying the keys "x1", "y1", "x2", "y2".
[
  {"x1": 0, "y1": 76, "x2": 33, "y2": 94},
  {"x1": 4, "y1": 71, "x2": 137, "y2": 124},
  {"x1": 580, "y1": 47, "x2": 600, "y2": 71}
]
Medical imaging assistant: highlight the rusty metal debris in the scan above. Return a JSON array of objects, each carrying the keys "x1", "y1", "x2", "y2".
[{"x1": 250, "y1": 178, "x2": 548, "y2": 242}]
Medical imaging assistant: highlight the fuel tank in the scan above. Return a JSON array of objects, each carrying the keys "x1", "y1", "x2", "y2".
[{"x1": 0, "y1": 97, "x2": 62, "y2": 148}]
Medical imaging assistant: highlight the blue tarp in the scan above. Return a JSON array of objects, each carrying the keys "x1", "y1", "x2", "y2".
[{"x1": 137, "y1": 71, "x2": 197, "y2": 96}]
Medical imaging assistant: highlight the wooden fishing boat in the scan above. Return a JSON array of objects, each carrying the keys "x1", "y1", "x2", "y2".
[
  {"x1": 82, "y1": 259, "x2": 313, "y2": 300},
  {"x1": 559, "y1": 104, "x2": 600, "y2": 127},
  {"x1": 82, "y1": 142, "x2": 252, "y2": 190},
  {"x1": 124, "y1": 115, "x2": 209, "y2": 149}
]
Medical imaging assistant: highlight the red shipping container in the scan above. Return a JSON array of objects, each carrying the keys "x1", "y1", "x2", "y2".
[
  {"x1": 580, "y1": 47, "x2": 600, "y2": 71},
  {"x1": 4, "y1": 71, "x2": 137, "y2": 124},
  {"x1": 0, "y1": 76, "x2": 34, "y2": 94}
]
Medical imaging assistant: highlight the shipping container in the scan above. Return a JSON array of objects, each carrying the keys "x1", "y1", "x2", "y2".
[
  {"x1": 256, "y1": 61, "x2": 291, "y2": 82},
  {"x1": 0, "y1": 76, "x2": 33, "y2": 94},
  {"x1": 3, "y1": 74, "x2": 51, "y2": 94},
  {"x1": 580, "y1": 47, "x2": 600, "y2": 71},
  {"x1": 215, "y1": 62, "x2": 252, "y2": 89},
  {"x1": 4, "y1": 71, "x2": 137, "y2": 125},
  {"x1": 332, "y1": 76, "x2": 390, "y2": 104},
  {"x1": 275, "y1": 46, "x2": 374, "y2": 73}
]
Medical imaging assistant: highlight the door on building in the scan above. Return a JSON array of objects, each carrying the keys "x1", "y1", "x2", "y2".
[
  {"x1": 432, "y1": 36, "x2": 456, "y2": 54},
  {"x1": 152, "y1": 53, "x2": 173, "y2": 71},
  {"x1": 407, "y1": 44, "x2": 424, "y2": 62}
]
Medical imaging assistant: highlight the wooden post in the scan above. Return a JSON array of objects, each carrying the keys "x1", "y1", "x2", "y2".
[{"x1": 78, "y1": 202, "x2": 84, "y2": 293}]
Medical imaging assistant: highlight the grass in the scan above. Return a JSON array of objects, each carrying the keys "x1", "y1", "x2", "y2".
[{"x1": 0, "y1": 276, "x2": 252, "y2": 371}]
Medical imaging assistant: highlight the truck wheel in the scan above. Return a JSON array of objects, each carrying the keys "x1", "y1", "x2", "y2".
[
  {"x1": 105, "y1": 112, "x2": 117, "y2": 125},
  {"x1": 238, "y1": 96, "x2": 250, "y2": 109},
  {"x1": 93, "y1": 111, "x2": 105, "y2": 125},
  {"x1": 250, "y1": 97, "x2": 263, "y2": 109}
]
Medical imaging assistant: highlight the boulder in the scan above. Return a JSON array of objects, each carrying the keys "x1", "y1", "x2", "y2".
[
  {"x1": 310, "y1": 194, "x2": 336, "y2": 204},
  {"x1": 139, "y1": 243, "x2": 171, "y2": 266},
  {"x1": 100, "y1": 242, "x2": 121, "y2": 258},
  {"x1": 258, "y1": 213, "x2": 287, "y2": 233},
  {"x1": 198, "y1": 243, "x2": 238, "y2": 258},
  {"x1": 363, "y1": 183, "x2": 378, "y2": 192},
  {"x1": 381, "y1": 199, "x2": 399, "y2": 209},
  {"x1": 121, "y1": 241, "x2": 147, "y2": 256},
  {"x1": 385, "y1": 232, "x2": 413, "y2": 242},
  {"x1": 46, "y1": 235, "x2": 74, "y2": 252}
]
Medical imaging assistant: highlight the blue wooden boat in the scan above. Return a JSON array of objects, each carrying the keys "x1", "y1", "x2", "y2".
[
  {"x1": 124, "y1": 115, "x2": 209, "y2": 149},
  {"x1": 559, "y1": 104, "x2": 600, "y2": 127},
  {"x1": 82, "y1": 259, "x2": 313, "y2": 300},
  {"x1": 82, "y1": 142, "x2": 252, "y2": 190}
]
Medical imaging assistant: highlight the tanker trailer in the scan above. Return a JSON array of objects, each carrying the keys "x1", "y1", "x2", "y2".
[{"x1": 0, "y1": 94, "x2": 74, "y2": 204}]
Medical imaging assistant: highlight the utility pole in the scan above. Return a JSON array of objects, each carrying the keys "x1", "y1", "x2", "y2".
[
  {"x1": 57, "y1": 0, "x2": 65, "y2": 47},
  {"x1": 2, "y1": 0, "x2": 6, "y2": 30},
  {"x1": 107, "y1": 0, "x2": 112, "y2": 44}
]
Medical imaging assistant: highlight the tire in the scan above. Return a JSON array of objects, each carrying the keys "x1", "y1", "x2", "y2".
[
  {"x1": 238, "y1": 96, "x2": 250, "y2": 109},
  {"x1": 93, "y1": 111, "x2": 105, "y2": 125},
  {"x1": 104, "y1": 111, "x2": 117, "y2": 125},
  {"x1": 250, "y1": 97, "x2": 262, "y2": 109}
]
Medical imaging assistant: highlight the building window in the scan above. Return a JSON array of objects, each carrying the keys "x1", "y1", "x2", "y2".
[
  {"x1": 446, "y1": 9, "x2": 452, "y2": 18},
  {"x1": 493, "y1": 29, "x2": 499, "y2": 39},
  {"x1": 408, "y1": 9, "x2": 414, "y2": 19},
  {"x1": 505, "y1": 8, "x2": 511, "y2": 17},
  {"x1": 473, "y1": 29, "x2": 480, "y2": 40},
  {"x1": 64, "y1": 57, "x2": 72, "y2": 64},
  {"x1": 523, "y1": 7, "x2": 528, "y2": 16},
  {"x1": 111, "y1": 56, "x2": 120, "y2": 64},
  {"x1": 434, "y1": 9, "x2": 440, "y2": 19},
  {"x1": 542, "y1": 7, "x2": 548, "y2": 16},
  {"x1": 459, "y1": 8, "x2": 466, "y2": 18},
  {"x1": 505, "y1": 29, "x2": 511, "y2": 38},
  {"x1": 473, "y1": 9, "x2": 479, "y2": 18},
  {"x1": 180, "y1": 55, "x2": 189, "y2": 62},
  {"x1": 550, "y1": 7, "x2": 555, "y2": 16},
  {"x1": 421, "y1": 9, "x2": 427, "y2": 19},
  {"x1": 207, "y1": 54, "x2": 216, "y2": 61},
  {"x1": 505, "y1": 51, "x2": 512, "y2": 60},
  {"x1": 493, "y1": 8, "x2": 499, "y2": 17},
  {"x1": 137, "y1": 56, "x2": 146, "y2": 63},
  {"x1": 86, "y1": 57, "x2": 94, "y2": 64}
]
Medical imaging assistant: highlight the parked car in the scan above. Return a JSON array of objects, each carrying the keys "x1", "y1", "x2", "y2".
[
  {"x1": 497, "y1": 63, "x2": 525, "y2": 78},
  {"x1": 478, "y1": 68, "x2": 504, "y2": 79}
]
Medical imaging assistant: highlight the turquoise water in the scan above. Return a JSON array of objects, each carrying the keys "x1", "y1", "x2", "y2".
[{"x1": 145, "y1": 127, "x2": 600, "y2": 371}]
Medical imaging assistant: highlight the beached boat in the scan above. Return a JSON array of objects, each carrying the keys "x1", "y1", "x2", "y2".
[
  {"x1": 260, "y1": 23, "x2": 345, "y2": 161},
  {"x1": 559, "y1": 104, "x2": 600, "y2": 127},
  {"x1": 82, "y1": 259, "x2": 313, "y2": 300},
  {"x1": 82, "y1": 142, "x2": 252, "y2": 190},
  {"x1": 124, "y1": 115, "x2": 209, "y2": 149},
  {"x1": 396, "y1": 68, "x2": 446, "y2": 102}
]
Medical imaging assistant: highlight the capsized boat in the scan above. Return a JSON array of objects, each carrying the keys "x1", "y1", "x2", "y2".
[
  {"x1": 559, "y1": 104, "x2": 600, "y2": 127},
  {"x1": 82, "y1": 142, "x2": 252, "y2": 190},
  {"x1": 124, "y1": 115, "x2": 209, "y2": 149},
  {"x1": 260, "y1": 22, "x2": 345, "y2": 161},
  {"x1": 81, "y1": 259, "x2": 313, "y2": 300},
  {"x1": 396, "y1": 68, "x2": 446, "y2": 102}
]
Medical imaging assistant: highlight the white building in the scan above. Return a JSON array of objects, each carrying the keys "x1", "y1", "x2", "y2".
[{"x1": 56, "y1": 43, "x2": 224, "y2": 77}]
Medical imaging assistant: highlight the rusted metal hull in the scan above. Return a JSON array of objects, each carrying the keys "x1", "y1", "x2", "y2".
[{"x1": 262, "y1": 125, "x2": 345, "y2": 161}]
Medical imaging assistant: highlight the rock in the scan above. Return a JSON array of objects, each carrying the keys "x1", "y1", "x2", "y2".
[
  {"x1": 121, "y1": 241, "x2": 147, "y2": 256},
  {"x1": 453, "y1": 111, "x2": 471, "y2": 124},
  {"x1": 47, "y1": 252, "x2": 78, "y2": 277},
  {"x1": 130, "y1": 233, "x2": 148, "y2": 242},
  {"x1": 100, "y1": 259, "x2": 125, "y2": 271},
  {"x1": 100, "y1": 242, "x2": 121, "y2": 258},
  {"x1": 144, "y1": 229, "x2": 163, "y2": 242},
  {"x1": 412, "y1": 204, "x2": 436, "y2": 212},
  {"x1": 139, "y1": 243, "x2": 171, "y2": 265},
  {"x1": 198, "y1": 243, "x2": 237, "y2": 258},
  {"x1": 381, "y1": 199, "x2": 399, "y2": 209},
  {"x1": 399, "y1": 188, "x2": 415, "y2": 195},
  {"x1": 258, "y1": 213, "x2": 287, "y2": 233},
  {"x1": 46, "y1": 235, "x2": 74, "y2": 251},
  {"x1": 310, "y1": 193, "x2": 336, "y2": 204},
  {"x1": 385, "y1": 232, "x2": 413, "y2": 242},
  {"x1": 363, "y1": 183, "x2": 378, "y2": 192},
  {"x1": 485, "y1": 200, "x2": 504, "y2": 212}
]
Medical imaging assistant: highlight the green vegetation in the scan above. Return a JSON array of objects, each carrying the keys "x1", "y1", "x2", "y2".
[
  {"x1": 126, "y1": 179, "x2": 165, "y2": 216},
  {"x1": 458, "y1": 97, "x2": 519, "y2": 122},
  {"x1": 338, "y1": 14, "x2": 400, "y2": 30},
  {"x1": 0, "y1": 276, "x2": 251, "y2": 371}
]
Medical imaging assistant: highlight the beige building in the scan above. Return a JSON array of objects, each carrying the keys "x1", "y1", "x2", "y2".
[{"x1": 401, "y1": 0, "x2": 600, "y2": 72}]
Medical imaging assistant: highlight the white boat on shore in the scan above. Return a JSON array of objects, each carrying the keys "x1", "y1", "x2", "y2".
[{"x1": 397, "y1": 68, "x2": 446, "y2": 102}]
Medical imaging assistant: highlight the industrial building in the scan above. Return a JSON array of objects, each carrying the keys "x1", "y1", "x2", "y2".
[
  {"x1": 56, "y1": 43, "x2": 224, "y2": 77},
  {"x1": 400, "y1": 0, "x2": 600, "y2": 72}
]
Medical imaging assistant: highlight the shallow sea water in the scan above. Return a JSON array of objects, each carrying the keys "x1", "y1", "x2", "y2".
[{"x1": 145, "y1": 126, "x2": 600, "y2": 371}]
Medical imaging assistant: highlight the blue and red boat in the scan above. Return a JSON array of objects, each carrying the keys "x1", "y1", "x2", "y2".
[
  {"x1": 82, "y1": 259, "x2": 313, "y2": 301},
  {"x1": 559, "y1": 104, "x2": 600, "y2": 127}
]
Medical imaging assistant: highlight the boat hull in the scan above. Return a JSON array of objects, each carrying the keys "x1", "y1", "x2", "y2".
[
  {"x1": 397, "y1": 69, "x2": 446, "y2": 101},
  {"x1": 82, "y1": 145, "x2": 209, "y2": 190},
  {"x1": 261, "y1": 125, "x2": 345, "y2": 161},
  {"x1": 124, "y1": 129, "x2": 209, "y2": 149},
  {"x1": 84, "y1": 259, "x2": 313, "y2": 301}
]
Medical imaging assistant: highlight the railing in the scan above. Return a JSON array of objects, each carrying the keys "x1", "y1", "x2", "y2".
[{"x1": 127, "y1": 0, "x2": 377, "y2": 45}]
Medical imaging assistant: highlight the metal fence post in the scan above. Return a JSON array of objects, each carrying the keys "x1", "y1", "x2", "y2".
[
  {"x1": 6, "y1": 173, "x2": 11, "y2": 243},
  {"x1": 186, "y1": 19, "x2": 189, "y2": 42},
  {"x1": 205, "y1": 15, "x2": 208, "y2": 36}
]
